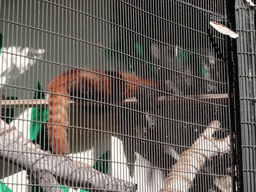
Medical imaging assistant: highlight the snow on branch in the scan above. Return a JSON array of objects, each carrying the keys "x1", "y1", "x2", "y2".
[
  {"x1": 0, "y1": 119, "x2": 137, "y2": 191},
  {"x1": 160, "y1": 121, "x2": 231, "y2": 192}
]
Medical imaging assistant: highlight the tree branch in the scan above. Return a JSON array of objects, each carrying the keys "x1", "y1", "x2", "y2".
[
  {"x1": 32, "y1": 170, "x2": 65, "y2": 192},
  {"x1": 160, "y1": 121, "x2": 231, "y2": 192},
  {"x1": 0, "y1": 119, "x2": 137, "y2": 191}
]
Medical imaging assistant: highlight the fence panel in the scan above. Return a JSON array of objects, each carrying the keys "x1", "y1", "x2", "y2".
[{"x1": 0, "y1": 1, "x2": 232, "y2": 191}]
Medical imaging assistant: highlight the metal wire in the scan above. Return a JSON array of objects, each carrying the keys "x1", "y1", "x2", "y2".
[
  {"x1": 234, "y1": 0, "x2": 256, "y2": 191},
  {"x1": 0, "y1": 0, "x2": 241, "y2": 191}
]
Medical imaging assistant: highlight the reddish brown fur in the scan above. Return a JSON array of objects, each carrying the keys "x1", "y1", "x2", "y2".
[{"x1": 48, "y1": 68, "x2": 161, "y2": 155}]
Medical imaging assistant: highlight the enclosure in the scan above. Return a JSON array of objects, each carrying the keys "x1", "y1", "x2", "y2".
[{"x1": 0, "y1": 0, "x2": 255, "y2": 191}]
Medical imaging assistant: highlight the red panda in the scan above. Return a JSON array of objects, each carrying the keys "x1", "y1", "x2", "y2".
[{"x1": 47, "y1": 68, "x2": 164, "y2": 155}]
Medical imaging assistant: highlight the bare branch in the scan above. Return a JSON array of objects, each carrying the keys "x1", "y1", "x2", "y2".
[
  {"x1": 32, "y1": 171, "x2": 65, "y2": 192},
  {"x1": 214, "y1": 176, "x2": 232, "y2": 192},
  {"x1": 160, "y1": 121, "x2": 231, "y2": 192},
  {"x1": 0, "y1": 119, "x2": 137, "y2": 191}
]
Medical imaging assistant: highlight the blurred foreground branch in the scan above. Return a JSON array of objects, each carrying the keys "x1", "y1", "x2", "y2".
[
  {"x1": 160, "y1": 121, "x2": 231, "y2": 192},
  {"x1": 0, "y1": 119, "x2": 137, "y2": 192}
]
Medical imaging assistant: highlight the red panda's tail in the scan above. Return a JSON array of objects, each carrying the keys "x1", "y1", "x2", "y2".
[
  {"x1": 48, "y1": 70, "x2": 73, "y2": 155},
  {"x1": 47, "y1": 69, "x2": 111, "y2": 155}
]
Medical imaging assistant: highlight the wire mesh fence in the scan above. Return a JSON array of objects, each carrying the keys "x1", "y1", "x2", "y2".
[
  {"x1": 234, "y1": 0, "x2": 256, "y2": 191},
  {"x1": 0, "y1": 0, "x2": 252, "y2": 191}
]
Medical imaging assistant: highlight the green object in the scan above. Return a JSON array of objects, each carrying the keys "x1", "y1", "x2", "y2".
[
  {"x1": 60, "y1": 185, "x2": 88, "y2": 192},
  {"x1": 30, "y1": 107, "x2": 49, "y2": 141},
  {"x1": 177, "y1": 48, "x2": 192, "y2": 63},
  {"x1": 60, "y1": 185, "x2": 70, "y2": 192},
  {"x1": 30, "y1": 82, "x2": 50, "y2": 152},
  {"x1": 93, "y1": 150, "x2": 110, "y2": 174},
  {"x1": 134, "y1": 42, "x2": 144, "y2": 57},
  {"x1": 0, "y1": 180, "x2": 12, "y2": 192}
]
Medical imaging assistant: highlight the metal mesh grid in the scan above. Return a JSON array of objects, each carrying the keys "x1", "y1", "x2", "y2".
[
  {"x1": 235, "y1": 0, "x2": 256, "y2": 191},
  {"x1": 0, "y1": 0, "x2": 233, "y2": 191}
]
